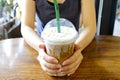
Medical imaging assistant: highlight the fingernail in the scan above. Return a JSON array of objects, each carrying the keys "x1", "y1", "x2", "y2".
[
  {"x1": 62, "y1": 62, "x2": 67, "y2": 66},
  {"x1": 67, "y1": 74, "x2": 71, "y2": 76},
  {"x1": 53, "y1": 74, "x2": 57, "y2": 76},
  {"x1": 62, "y1": 63, "x2": 64, "y2": 66}
]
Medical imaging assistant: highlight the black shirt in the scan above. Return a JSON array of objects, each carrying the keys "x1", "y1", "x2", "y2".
[{"x1": 35, "y1": 0, "x2": 81, "y2": 35}]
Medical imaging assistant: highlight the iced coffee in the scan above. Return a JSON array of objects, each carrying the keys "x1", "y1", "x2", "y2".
[
  {"x1": 42, "y1": 26, "x2": 78, "y2": 64},
  {"x1": 41, "y1": 18, "x2": 78, "y2": 76}
]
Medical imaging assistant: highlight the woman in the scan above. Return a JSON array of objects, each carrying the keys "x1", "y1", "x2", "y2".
[{"x1": 21, "y1": 0, "x2": 96, "y2": 76}]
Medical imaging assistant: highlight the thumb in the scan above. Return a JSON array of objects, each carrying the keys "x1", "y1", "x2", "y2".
[{"x1": 39, "y1": 44, "x2": 46, "y2": 52}]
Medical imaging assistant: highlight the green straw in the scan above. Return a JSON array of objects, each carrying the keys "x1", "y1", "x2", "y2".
[{"x1": 53, "y1": 0, "x2": 61, "y2": 33}]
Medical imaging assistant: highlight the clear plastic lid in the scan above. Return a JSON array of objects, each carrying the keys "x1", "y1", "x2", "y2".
[{"x1": 41, "y1": 18, "x2": 78, "y2": 45}]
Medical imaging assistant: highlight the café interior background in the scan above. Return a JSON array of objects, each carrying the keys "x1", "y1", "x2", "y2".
[
  {"x1": 114, "y1": 0, "x2": 120, "y2": 36},
  {"x1": 0, "y1": 0, "x2": 120, "y2": 40}
]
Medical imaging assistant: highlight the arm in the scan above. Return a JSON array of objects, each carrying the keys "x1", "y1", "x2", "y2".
[
  {"x1": 21, "y1": 0, "x2": 61, "y2": 76},
  {"x1": 76, "y1": 0, "x2": 96, "y2": 51},
  {"x1": 21, "y1": 0, "x2": 44, "y2": 51},
  {"x1": 61, "y1": 0, "x2": 96, "y2": 76}
]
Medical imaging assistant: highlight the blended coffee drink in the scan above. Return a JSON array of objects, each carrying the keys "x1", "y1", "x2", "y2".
[{"x1": 41, "y1": 18, "x2": 78, "y2": 76}]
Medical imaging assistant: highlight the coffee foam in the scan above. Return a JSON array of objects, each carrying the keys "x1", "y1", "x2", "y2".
[{"x1": 41, "y1": 26, "x2": 78, "y2": 45}]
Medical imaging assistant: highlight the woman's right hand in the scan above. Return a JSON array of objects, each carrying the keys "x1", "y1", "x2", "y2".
[{"x1": 37, "y1": 44, "x2": 61, "y2": 76}]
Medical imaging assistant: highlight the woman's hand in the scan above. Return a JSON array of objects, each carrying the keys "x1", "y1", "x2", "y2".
[
  {"x1": 37, "y1": 44, "x2": 83, "y2": 76},
  {"x1": 37, "y1": 44, "x2": 61, "y2": 76},
  {"x1": 60, "y1": 45, "x2": 83, "y2": 76}
]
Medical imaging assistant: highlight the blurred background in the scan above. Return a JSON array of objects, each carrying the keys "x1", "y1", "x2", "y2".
[
  {"x1": 0, "y1": 0, "x2": 22, "y2": 40},
  {"x1": 114, "y1": 0, "x2": 120, "y2": 36},
  {"x1": 0, "y1": 0, "x2": 22, "y2": 20}
]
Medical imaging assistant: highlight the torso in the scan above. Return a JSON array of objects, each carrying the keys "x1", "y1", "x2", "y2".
[{"x1": 35, "y1": 0, "x2": 81, "y2": 35}]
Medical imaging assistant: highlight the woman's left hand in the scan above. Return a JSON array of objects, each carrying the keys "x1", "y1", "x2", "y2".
[{"x1": 60, "y1": 45, "x2": 83, "y2": 76}]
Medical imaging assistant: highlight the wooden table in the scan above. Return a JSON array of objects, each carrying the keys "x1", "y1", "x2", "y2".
[{"x1": 0, "y1": 36, "x2": 120, "y2": 80}]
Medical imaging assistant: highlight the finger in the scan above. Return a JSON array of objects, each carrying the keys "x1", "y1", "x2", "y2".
[
  {"x1": 63, "y1": 61, "x2": 80, "y2": 75},
  {"x1": 61, "y1": 54, "x2": 82, "y2": 72},
  {"x1": 37, "y1": 56, "x2": 61, "y2": 74},
  {"x1": 39, "y1": 49, "x2": 58, "y2": 64},
  {"x1": 67, "y1": 71, "x2": 76, "y2": 76},
  {"x1": 41, "y1": 62, "x2": 59, "y2": 75},
  {"x1": 37, "y1": 55, "x2": 61, "y2": 70},
  {"x1": 39, "y1": 44, "x2": 46, "y2": 51}
]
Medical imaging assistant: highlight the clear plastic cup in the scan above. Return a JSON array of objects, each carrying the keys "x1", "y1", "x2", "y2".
[{"x1": 41, "y1": 18, "x2": 78, "y2": 76}]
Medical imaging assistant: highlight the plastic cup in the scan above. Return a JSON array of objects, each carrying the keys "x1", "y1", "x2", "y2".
[{"x1": 41, "y1": 18, "x2": 78, "y2": 76}]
